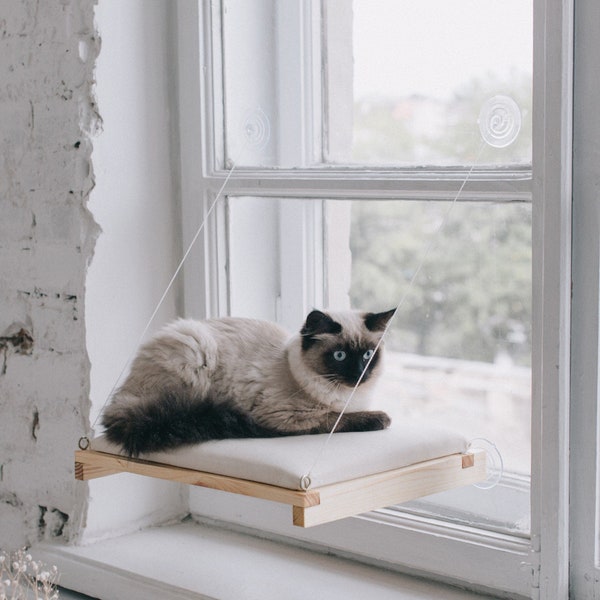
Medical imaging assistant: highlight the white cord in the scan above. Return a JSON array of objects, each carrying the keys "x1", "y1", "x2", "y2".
[
  {"x1": 300, "y1": 145, "x2": 486, "y2": 488},
  {"x1": 90, "y1": 161, "x2": 239, "y2": 431}
]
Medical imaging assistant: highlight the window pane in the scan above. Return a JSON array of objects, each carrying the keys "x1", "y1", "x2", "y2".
[
  {"x1": 221, "y1": 0, "x2": 532, "y2": 169},
  {"x1": 326, "y1": 0, "x2": 533, "y2": 166},
  {"x1": 225, "y1": 195, "x2": 531, "y2": 534},
  {"x1": 335, "y1": 198, "x2": 531, "y2": 533},
  {"x1": 227, "y1": 196, "x2": 325, "y2": 330},
  {"x1": 221, "y1": 0, "x2": 321, "y2": 168}
]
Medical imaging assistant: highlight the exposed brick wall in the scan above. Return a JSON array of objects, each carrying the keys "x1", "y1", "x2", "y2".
[{"x1": 0, "y1": 0, "x2": 99, "y2": 548}]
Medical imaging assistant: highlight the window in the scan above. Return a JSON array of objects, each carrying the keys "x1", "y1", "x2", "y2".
[{"x1": 176, "y1": 0, "x2": 575, "y2": 596}]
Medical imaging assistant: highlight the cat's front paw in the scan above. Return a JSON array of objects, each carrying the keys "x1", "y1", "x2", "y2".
[
  {"x1": 338, "y1": 410, "x2": 391, "y2": 433},
  {"x1": 364, "y1": 410, "x2": 391, "y2": 431}
]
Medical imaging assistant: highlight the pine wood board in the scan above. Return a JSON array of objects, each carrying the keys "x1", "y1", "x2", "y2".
[
  {"x1": 294, "y1": 449, "x2": 486, "y2": 527},
  {"x1": 75, "y1": 449, "x2": 320, "y2": 508},
  {"x1": 74, "y1": 448, "x2": 485, "y2": 527}
]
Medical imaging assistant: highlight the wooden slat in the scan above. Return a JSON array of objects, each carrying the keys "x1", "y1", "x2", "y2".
[
  {"x1": 461, "y1": 453, "x2": 475, "y2": 468},
  {"x1": 74, "y1": 450, "x2": 320, "y2": 508},
  {"x1": 75, "y1": 448, "x2": 486, "y2": 528},
  {"x1": 75, "y1": 460, "x2": 122, "y2": 480},
  {"x1": 293, "y1": 450, "x2": 486, "y2": 527}
]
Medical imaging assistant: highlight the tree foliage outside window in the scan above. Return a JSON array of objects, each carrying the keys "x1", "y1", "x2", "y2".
[
  {"x1": 348, "y1": 73, "x2": 532, "y2": 368},
  {"x1": 352, "y1": 74, "x2": 532, "y2": 166},
  {"x1": 350, "y1": 200, "x2": 532, "y2": 367}
]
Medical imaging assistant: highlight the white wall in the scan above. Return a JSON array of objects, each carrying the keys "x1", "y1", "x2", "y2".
[{"x1": 83, "y1": 0, "x2": 187, "y2": 541}]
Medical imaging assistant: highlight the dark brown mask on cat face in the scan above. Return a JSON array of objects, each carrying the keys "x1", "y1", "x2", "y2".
[{"x1": 300, "y1": 309, "x2": 395, "y2": 387}]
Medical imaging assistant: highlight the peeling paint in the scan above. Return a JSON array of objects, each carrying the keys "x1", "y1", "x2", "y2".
[
  {"x1": 1, "y1": 493, "x2": 22, "y2": 508},
  {"x1": 0, "y1": 325, "x2": 34, "y2": 356},
  {"x1": 38, "y1": 506, "x2": 69, "y2": 538},
  {"x1": 37, "y1": 505, "x2": 46, "y2": 531},
  {"x1": 31, "y1": 407, "x2": 39, "y2": 440}
]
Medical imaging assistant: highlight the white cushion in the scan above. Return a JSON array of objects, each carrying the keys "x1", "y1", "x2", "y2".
[{"x1": 91, "y1": 422, "x2": 468, "y2": 490}]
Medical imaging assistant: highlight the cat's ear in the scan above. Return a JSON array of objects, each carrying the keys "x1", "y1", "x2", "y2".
[
  {"x1": 364, "y1": 309, "x2": 396, "y2": 332},
  {"x1": 301, "y1": 310, "x2": 342, "y2": 337}
]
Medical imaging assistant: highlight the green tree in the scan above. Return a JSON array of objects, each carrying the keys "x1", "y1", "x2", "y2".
[
  {"x1": 349, "y1": 73, "x2": 533, "y2": 365},
  {"x1": 349, "y1": 200, "x2": 532, "y2": 366},
  {"x1": 431, "y1": 71, "x2": 532, "y2": 165},
  {"x1": 351, "y1": 71, "x2": 532, "y2": 166}
]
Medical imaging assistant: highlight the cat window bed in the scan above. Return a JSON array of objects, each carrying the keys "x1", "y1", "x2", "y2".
[{"x1": 75, "y1": 423, "x2": 486, "y2": 527}]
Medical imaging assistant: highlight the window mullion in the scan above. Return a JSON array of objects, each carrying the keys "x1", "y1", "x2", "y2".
[
  {"x1": 530, "y1": 0, "x2": 573, "y2": 596},
  {"x1": 278, "y1": 200, "x2": 325, "y2": 330},
  {"x1": 274, "y1": 1, "x2": 321, "y2": 167}
]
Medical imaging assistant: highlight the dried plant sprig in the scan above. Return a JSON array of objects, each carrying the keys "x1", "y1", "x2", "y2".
[{"x1": 0, "y1": 549, "x2": 59, "y2": 600}]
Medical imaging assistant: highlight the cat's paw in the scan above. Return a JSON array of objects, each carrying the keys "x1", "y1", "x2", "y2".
[
  {"x1": 363, "y1": 410, "x2": 391, "y2": 431},
  {"x1": 340, "y1": 410, "x2": 391, "y2": 432}
]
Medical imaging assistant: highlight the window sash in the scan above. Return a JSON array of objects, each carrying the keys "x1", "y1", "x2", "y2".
[{"x1": 174, "y1": 0, "x2": 574, "y2": 596}]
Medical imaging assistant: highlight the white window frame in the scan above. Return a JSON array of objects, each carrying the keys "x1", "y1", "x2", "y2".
[
  {"x1": 528, "y1": 0, "x2": 573, "y2": 596},
  {"x1": 569, "y1": 0, "x2": 600, "y2": 596},
  {"x1": 176, "y1": 0, "x2": 574, "y2": 597}
]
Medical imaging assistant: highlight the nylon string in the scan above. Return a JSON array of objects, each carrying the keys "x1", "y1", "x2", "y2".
[
  {"x1": 300, "y1": 143, "x2": 487, "y2": 489},
  {"x1": 88, "y1": 159, "x2": 239, "y2": 434}
]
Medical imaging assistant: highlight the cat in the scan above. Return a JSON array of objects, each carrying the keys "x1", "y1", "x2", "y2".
[{"x1": 101, "y1": 308, "x2": 395, "y2": 456}]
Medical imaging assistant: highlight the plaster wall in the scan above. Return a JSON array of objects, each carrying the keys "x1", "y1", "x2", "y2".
[
  {"x1": 0, "y1": 0, "x2": 99, "y2": 548},
  {"x1": 83, "y1": 0, "x2": 186, "y2": 541}
]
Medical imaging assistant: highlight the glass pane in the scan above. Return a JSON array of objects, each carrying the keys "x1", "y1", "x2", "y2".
[
  {"x1": 226, "y1": 196, "x2": 325, "y2": 330},
  {"x1": 326, "y1": 0, "x2": 533, "y2": 166},
  {"x1": 221, "y1": 0, "x2": 321, "y2": 168},
  {"x1": 225, "y1": 195, "x2": 531, "y2": 534},
  {"x1": 339, "y1": 199, "x2": 532, "y2": 533},
  {"x1": 220, "y1": 0, "x2": 532, "y2": 168}
]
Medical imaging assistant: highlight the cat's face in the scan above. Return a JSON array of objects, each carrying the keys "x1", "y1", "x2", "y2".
[{"x1": 299, "y1": 309, "x2": 395, "y2": 388}]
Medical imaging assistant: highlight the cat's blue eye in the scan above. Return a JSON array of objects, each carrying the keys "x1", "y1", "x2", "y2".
[
  {"x1": 363, "y1": 349, "x2": 375, "y2": 361},
  {"x1": 333, "y1": 350, "x2": 347, "y2": 361}
]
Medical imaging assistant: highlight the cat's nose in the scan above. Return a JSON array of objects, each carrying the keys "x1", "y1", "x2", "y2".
[{"x1": 355, "y1": 360, "x2": 369, "y2": 380}]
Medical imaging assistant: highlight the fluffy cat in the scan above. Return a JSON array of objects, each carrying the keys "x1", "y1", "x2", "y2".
[{"x1": 101, "y1": 308, "x2": 395, "y2": 456}]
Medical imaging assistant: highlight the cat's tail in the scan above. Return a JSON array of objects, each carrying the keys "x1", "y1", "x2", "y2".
[{"x1": 101, "y1": 395, "x2": 282, "y2": 457}]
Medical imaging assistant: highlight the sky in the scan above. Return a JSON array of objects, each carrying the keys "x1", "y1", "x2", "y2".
[{"x1": 353, "y1": 0, "x2": 533, "y2": 101}]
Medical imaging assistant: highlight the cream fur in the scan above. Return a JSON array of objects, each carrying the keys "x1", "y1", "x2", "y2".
[{"x1": 104, "y1": 310, "x2": 391, "y2": 441}]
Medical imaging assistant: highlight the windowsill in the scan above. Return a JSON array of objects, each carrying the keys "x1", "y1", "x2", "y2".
[{"x1": 33, "y1": 520, "x2": 498, "y2": 600}]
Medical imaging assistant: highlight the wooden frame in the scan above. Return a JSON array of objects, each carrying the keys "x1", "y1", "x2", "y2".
[{"x1": 75, "y1": 448, "x2": 486, "y2": 528}]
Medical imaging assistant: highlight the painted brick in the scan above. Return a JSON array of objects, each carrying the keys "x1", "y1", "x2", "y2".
[{"x1": 0, "y1": 0, "x2": 99, "y2": 549}]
